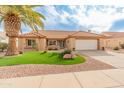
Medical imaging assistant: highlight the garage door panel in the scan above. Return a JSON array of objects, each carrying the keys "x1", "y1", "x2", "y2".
[{"x1": 75, "y1": 40, "x2": 97, "y2": 50}]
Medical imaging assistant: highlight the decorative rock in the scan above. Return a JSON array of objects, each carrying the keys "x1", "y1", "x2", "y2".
[
  {"x1": 63, "y1": 54, "x2": 73, "y2": 59},
  {"x1": 72, "y1": 54, "x2": 76, "y2": 58}
]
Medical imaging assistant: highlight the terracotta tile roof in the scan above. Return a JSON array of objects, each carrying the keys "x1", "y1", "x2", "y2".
[
  {"x1": 102, "y1": 32, "x2": 124, "y2": 38},
  {"x1": 70, "y1": 31, "x2": 101, "y2": 37},
  {"x1": 19, "y1": 30, "x2": 103, "y2": 39},
  {"x1": 19, "y1": 31, "x2": 46, "y2": 38},
  {"x1": 38, "y1": 30, "x2": 75, "y2": 39}
]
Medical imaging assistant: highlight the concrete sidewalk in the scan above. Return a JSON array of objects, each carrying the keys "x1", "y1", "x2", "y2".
[{"x1": 0, "y1": 69, "x2": 124, "y2": 88}]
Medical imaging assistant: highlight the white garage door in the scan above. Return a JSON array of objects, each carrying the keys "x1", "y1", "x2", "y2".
[{"x1": 75, "y1": 40, "x2": 97, "y2": 50}]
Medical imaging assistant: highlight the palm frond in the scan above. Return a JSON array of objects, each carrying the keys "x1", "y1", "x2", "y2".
[
  {"x1": 29, "y1": 5, "x2": 43, "y2": 8},
  {"x1": 0, "y1": 17, "x2": 4, "y2": 25},
  {"x1": 0, "y1": 5, "x2": 45, "y2": 32}
]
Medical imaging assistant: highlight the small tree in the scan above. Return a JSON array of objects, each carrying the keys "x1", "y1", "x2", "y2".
[
  {"x1": 59, "y1": 49, "x2": 72, "y2": 59},
  {"x1": 113, "y1": 46, "x2": 119, "y2": 50},
  {"x1": 0, "y1": 42, "x2": 8, "y2": 52},
  {"x1": 120, "y1": 43, "x2": 124, "y2": 49}
]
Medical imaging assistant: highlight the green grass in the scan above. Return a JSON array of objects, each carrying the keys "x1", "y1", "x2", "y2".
[{"x1": 0, "y1": 51, "x2": 85, "y2": 66}]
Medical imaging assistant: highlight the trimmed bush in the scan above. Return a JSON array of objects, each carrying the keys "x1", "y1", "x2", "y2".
[
  {"x1": 120, "y1": 43, "x2": 124, "y2": 49},
  {"x1": 49, "y1": 52, "x2": 58, "y2": 57},
  {"x1": 59, "y1": 49, "x2": 72, "y2": 59},
  {"x1": 113, "y1": 46, "x2": 119, "y2": 50},
  {"x1": 102, "y1": 47, "x2": 105, "y2": 50},
  {"x1": 0, "y1": 42, "x2": 8, "y2": 52},
  {"x1": 40, "y1": 51, "x2": 47, "y2": 55},
  {"x1": 73, "y1": 48, "x2": 75, "y2": 51},
  {"x1": 19, "y1": 51, "x2": 23, "y2": 54}
]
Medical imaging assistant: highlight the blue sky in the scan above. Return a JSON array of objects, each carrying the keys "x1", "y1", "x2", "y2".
[{"x1": 1, "y1": 5, "x2": 124, "y2": 33}]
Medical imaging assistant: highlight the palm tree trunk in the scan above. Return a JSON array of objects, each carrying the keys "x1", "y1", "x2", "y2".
[
  {"x1": 5, "y1": 36, "x2": 18, "y2": 56},
  {"x1": 4, "y1": 13, "x2": 21, "y2": 56}
]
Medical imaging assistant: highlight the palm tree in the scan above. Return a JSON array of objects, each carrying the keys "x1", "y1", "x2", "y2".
[{"x1": 0, "y1": 5, "x2": 45, "y2": 56}]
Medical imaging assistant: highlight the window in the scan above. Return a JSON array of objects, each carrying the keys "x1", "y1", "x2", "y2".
[
  {"x1": 48, "y1": 40, "x2": 57, "y2": 45},
  {"x1": 28, "y1": 40, "x2": 32, "y2": 46},
  {"x1": 27, "y1": 39, "x2": 36, "y2": 47}
]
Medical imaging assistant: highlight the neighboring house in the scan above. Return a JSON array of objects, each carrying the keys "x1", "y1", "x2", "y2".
[
  {"x1": 101, "y1": 32, "x2": 124, "y2": 49},
  {"x1": 0, "y1": 32, "x2": 8, "y2": 43},
  {"x1": 18, "y1": 30, "x2": 104, "y2": 52}
]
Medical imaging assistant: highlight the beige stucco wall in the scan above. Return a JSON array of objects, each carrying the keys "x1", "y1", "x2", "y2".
[
  {"x1": 36, "y1": 38, "x2": 46, "y2": 51},
  {"x1": 99, "y1": 38, "x2": 105, "y2": 49},
  {"x1": 66, "y1": 38, "x2": 75, "y2": 50},
  {"x1": 101, "y1": 37, "x2": 124, "y2": 49},
  {"x1": 18, "y1": 38, "x2": 46, "y2": 52},
  {"x1": 18, "y1": 38, "x2": 26, "y2": 52},
  {"x1": 18, "y1": 37, "x2": 105, "y2": 51}
]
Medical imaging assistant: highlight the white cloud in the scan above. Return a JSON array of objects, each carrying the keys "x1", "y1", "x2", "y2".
[
  {"x1": 1, "y1": 5, "x2": 124, "y2": 33},
  {"x1": 43, "y1": 6, "x2": 59, "y2": 25},
  {"x1": 67, "y1": 5, "x2": 124, "y2": 32},
  {"x1": 40, "y1": 5, "x2": 124, "y2": 32},
  {"x1": 69, "y1": 6, "x2": 77, "y2": 10},
  {"x1": 43, "y1": 6, "x2": 70, "y2": 26}
]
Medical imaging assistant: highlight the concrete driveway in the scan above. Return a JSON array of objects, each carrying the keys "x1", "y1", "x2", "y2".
[{"x1": 78, "y1": 50, "x2": 124, "y2": 68}]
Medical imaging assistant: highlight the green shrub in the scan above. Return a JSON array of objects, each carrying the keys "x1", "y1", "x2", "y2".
[
  {"x1": 59, "y1": 49, "x2": 72, "y2": 58},
  {"x1": 63, "y1": 49, "x2": 71, "y2": 54},
  {"x1": 113, "y1": 46, "x2": 119, "y2": 50},
  {"x1": 40, "y1": 51, "x2": 47, "y2": 55},
  {"x1": 19, "y1": 51, "x2": 23, "y2": 54},
  {"x1": 120, "y1": 43, "x2": 124, "y2": 49},
  {"x1": 73, "y1": 48, "x2": 75, "y2": 51},
  {"x1": 0, "y1": 42, "x2": 8, "y2": 52},
  {"x1": 49, "y1": 52, "x2": 58, "y2": 57}
]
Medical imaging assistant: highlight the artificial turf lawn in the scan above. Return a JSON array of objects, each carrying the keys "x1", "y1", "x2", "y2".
[{"x1": 0, "y1": 51, "x2": 85, "y2": 66}]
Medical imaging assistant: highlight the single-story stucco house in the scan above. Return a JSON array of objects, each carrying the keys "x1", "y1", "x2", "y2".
[
  {"x1": 101, "y1": 32, "x2": 124, "y2": 49},
  {"x1": 18, "y1": 30, "x2": 105, "y2": 52}
]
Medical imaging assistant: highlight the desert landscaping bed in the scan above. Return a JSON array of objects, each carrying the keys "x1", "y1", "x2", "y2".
[{"x1": 0, "y1": 56, "x2": 116, "y2": 79}]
